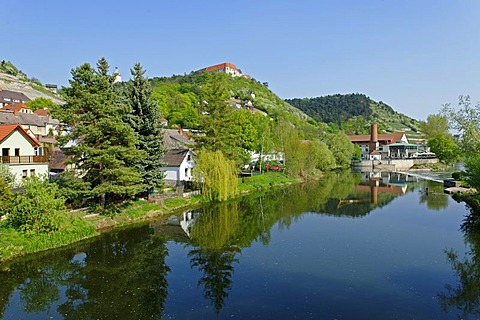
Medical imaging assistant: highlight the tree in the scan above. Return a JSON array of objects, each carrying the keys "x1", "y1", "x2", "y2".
[
  {"x1": 443, "y1": 96, "x2": 480, "y2": 187},
  {"x1": 312, "y1": 139, "x2": 336, "y2": 171},
  {"x1": 57, "y1": 58, "x2": 145, "y2": 207},
  {"x1": 427, "y1": 133, "x2": 460, "y2": 165},
  {"x1": 325, "y1": 132, "x2": 356, "y2": 168},
  {"x1": 419, "y1": 114, "x2": 449, "y2": 139},
  {"x1": 124, "y1": 63, "x2": 166, "y2": 191},
  {"x1": 194, "y1": 150, "x2": 238, "y2": 201},
  {"x1": 197, "y1": 73, "x2": 234, "y2": 152},
  {"x1": 25, "y1": 97, "x2": 57, "y2": 111}
]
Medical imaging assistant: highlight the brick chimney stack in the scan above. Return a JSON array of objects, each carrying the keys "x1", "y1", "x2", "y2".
[
  {"x1": 369, "y1": 124, "x2": 379, "y2": 155},
  {"x1": 370, "y1": 124, "x2": 378, "y2": 143}
]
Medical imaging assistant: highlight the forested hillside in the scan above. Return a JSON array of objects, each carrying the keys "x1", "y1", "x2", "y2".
[
  {"x1": 286, "y1": 93, "x2": 421, "y2": 136},
  {"x1": 149, "y1": 71, "x2": 311, "y2": 130}
]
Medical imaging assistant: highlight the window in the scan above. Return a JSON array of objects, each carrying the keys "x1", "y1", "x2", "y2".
[
  {"x1": 14, "y1": 148, "x2": 20, "y2": 156},
  {"x1": 2, "y1": 148, "x2": 9, "y2": 157},
  {"x1": 185, "y1": 168, "x2": 189, "y2": 177},
  {"x1": 30, "y1": 169, "x2": 35, "y2": 176},
  {"x1": 22, "y1": 170, "x2": 28, "y2": 178},
  {"x1": 34, "y1": 147, "x2": 43, "y2": 156},
  {"x1": 187, "y1": 154, "x2": 191, "y2": 161}
]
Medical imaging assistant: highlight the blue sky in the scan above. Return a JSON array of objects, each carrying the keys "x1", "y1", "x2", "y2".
[{"x1": 2, "y1": 1, "x2": 480, "y2": 120}]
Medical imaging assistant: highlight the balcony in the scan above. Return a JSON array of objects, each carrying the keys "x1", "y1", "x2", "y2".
[{"x1": 1, "y1": 155, "x2": 48, "y2": 164}]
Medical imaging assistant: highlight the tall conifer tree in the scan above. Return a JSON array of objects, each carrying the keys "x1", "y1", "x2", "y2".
[
  {"x1": 59, "y1": 58, "x2": 145, "y2": 207},
  {"x1": 124, "y1": 63, "x2": 165, "y2": 190}
]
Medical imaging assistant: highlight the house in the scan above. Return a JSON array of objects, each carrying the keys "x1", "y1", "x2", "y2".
[
  {"x1": 161, "y1": 148, "x2": 195, "y2": 187},
  {"x1": 0, "y1": 104, "x2": 59, "y2": 137},
  {"x1": 348, "y1": 124, "x2": 408, "y2": 160},
  {"x1": 0, "y1": 124, "x2": 49, "y2": 183},
  {"x1": 164, "y1": 128, "x2": 195, "y2": 149},
  {"x1": 0, "y1": 103, "x2": 33, "y2": 115},
  {"x1": 0, "y1": 90, "x2": 31, "y2": 108}
]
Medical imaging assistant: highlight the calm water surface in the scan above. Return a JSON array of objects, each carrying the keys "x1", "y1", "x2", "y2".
[{"x1": 1, "y1": 171, "x2": 478, "y2": 319}]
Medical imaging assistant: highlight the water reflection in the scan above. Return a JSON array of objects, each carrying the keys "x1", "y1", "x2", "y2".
[
  {"x1": 0, "y1": 170, "x2": 459, "y2": 319},
  {"x1": 188, "y1": 203, "x2": 241, "y2": 314},
  {"x1": 0, "y1": 226, "x2": 170, "y2": 320},
  {"x1": 440, "y1": 203, "x2": 480, "y2": 318}
]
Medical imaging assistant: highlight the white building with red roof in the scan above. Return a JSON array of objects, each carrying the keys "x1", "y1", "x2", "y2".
[
  {"x1": 198, "y1": 62, "x2": 245, "y2": 77},
  {"x1": 0, "y1": 124, "x2": 49, "y2": 183}
]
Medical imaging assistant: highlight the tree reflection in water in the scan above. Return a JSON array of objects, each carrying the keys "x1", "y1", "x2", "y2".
[
  {"x1": 439, "y1": 203, "x2": 480, "y2": 318},
  {"x1": 419, "y1": 180, "x2": 449, "y2": 211},
  {"x1": 0, "y1": 225, "x2": 170, "y2": 320},
  {"x1": 188, "y1": 202, "x2": 241, "y2": 314}
]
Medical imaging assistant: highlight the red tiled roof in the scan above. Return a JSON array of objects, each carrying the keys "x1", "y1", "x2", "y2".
[
  {"x1": 34, "y1": 109, "x2": 49, "y2": 116},
  {"x1": 202, "y1": 62, "x2": 238, "y2": 72},
  {"x1": 348, "y1": 133, "x2": 406, "y2": 144},
  {"x1": 0, "y1": 103, "x2": 32, "y2": 116},
  {"x1": 0, "y1": 124, "x2": 40, "y2": 146}
]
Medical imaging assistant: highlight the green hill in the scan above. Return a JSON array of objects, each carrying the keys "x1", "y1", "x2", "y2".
[
  {"x1": 149, "y1": 71, "x2": 316, "y2": 131},
  {"x1": 285, "y1": 93, "x2": 422, "y2": 140}
]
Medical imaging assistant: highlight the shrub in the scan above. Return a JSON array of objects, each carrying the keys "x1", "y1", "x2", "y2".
[{"x1": 6, "y1": 177, "x2": 66, "y2": 234}]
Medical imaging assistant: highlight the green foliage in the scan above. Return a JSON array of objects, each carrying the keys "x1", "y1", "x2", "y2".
[
  {"x1": 239, "y1": 172, "x2": 293, "y2": 193},
  {"x1": 152, "y1": 82, "x2": 200, "y2": 128},
  {"x1": 0, "y1": 164, "x2": 15, "y2": 187},
  {"x1": 0, "y1": 60, "x2": 27, "y2": 79},
  {"x1": 325, "y1": 131, "x2": 356, "y2": 167},
  {"x1": 286, "y1": 93, "x2": 374, "y2": 125},
  {"x1": 164, "y1": 197, "x2": 188, "y2": 208},
  {"x1": 124, "y1": 62, "x2": 166, "y2": 189},
  {"x1": 195, "y1": 150, "x2": 239, "y2": 201},
  {"x1": 443, "y1": 95, "x2": 480, "y2": 154},
  {"x1": 427, "y1": 133, "x2": 460, "y2": 164},
  {"x1": 0, "y1": 176, "x2": 13, "y2": 217},
  {"x1": 5, "y1": 177, "x2": 66, "y2": 234},
  {"x1": 442, "y1": 95, "x2": 480, "y2": 188},
  {"x1": 287, "y1": 93, "x2": 420, "y2": 135},
  {"x1": 342, "y1": 115, "x2": 370, "y2": 135},
  {"x1": 25, "y1": 97, "x2": 57, "y2": 111},
  {"x1": 419, "y1": 114, "x2": 450, "y2": 139},
  {"x1": 53, "y1": 171, "x2": 92, "y2": 207},
  {"x1": 465, "y1": 155, "x2": 480, "y2": 190},
  {"x1": 56, "y1": 58, "x2": 145, "y2": 207}
]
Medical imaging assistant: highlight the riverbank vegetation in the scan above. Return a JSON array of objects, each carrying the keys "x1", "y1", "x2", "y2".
[
  {"x1": 423, "y1": 95, "x2": 480, "y2": 213},
  {"x1": 1, "y1": 58, "x2": 358, "y2": 262}
]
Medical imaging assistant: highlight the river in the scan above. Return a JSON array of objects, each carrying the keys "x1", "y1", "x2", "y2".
[{"x1": 0, "y1": 171, "x2": 477, "y2": 319}]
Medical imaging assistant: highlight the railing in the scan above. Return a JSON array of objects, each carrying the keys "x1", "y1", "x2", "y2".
[{"x1": 1, "y1": 155, "x2": 48, "y2": 164}]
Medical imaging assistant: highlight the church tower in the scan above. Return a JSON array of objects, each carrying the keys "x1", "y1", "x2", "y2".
[{"x1": 113, "y1": 67, "x2": 122, "y2": 83}]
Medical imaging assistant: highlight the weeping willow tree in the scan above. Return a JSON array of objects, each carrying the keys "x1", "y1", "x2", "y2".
[{"x1": 194, "y1": 150, "x2": 238, "y2": 201}]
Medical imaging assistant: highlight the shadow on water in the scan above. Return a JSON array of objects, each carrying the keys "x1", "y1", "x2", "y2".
[{"x1": 0, "y1": 170, "x2": 457, "y2": 319}]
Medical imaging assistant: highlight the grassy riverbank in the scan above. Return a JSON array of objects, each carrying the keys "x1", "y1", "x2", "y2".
[{"x1": 0, "y1": 172, "x2": 295, "y2": 263}]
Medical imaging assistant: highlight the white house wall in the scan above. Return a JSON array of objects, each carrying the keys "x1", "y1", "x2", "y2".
[
  {"x1": 0, "y1": 130, "x2": 36, "y2": 155},
  {"x1": 7, "y1": 163, "x2": 49, "y2": 184},
  {"x1": 179, "y1": 150, "x2": 195, "y2": 181},
  {"x1": 163, "y1": 166, "x2": 179, "y2": 181}
]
